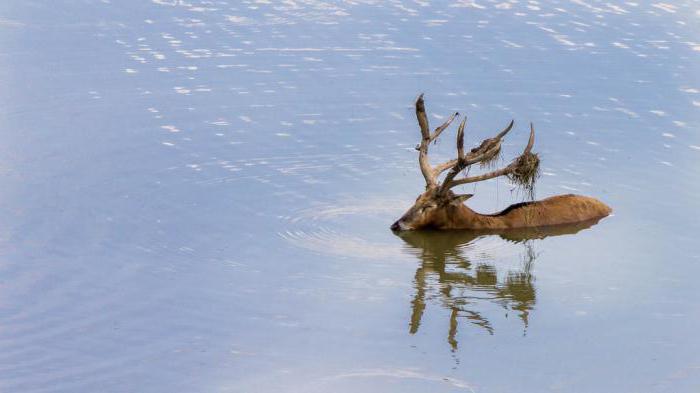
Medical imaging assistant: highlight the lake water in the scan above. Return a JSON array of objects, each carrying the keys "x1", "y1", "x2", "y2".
[{"x1": 1, "y1": 1, "x2": 700, "y2": 392}]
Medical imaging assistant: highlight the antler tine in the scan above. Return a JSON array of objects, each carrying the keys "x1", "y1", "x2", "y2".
[
  {"x1": 495, "y1": 119, "x2": 515, "y2": 140},
  {"x1": 456, "y1": 117, "x2": 466, "y2": 159},
  {"x1": 416, "y1": 94, "x2": 430, "y2": 140},
  {"x1": 438, "y1": 118, "x2": 469, "y2": 193},
  {"x1": 432, "y1": 112, "x2": 459, "y2": 142},
  {"x1": 415, "y1": 94, "x2": 437, "y2": 187},
  {"x1": 467, "y1": 119, "x2": 513, "y2": 158},
  {"x1": 452, "y1": 193, "x2": 473, "y2": 203},
  {"x1": 524, "y1": 123, "x2": 535, "y2": 153},
  {"x1": 433, "y1": 158, "x2": 459, "y2": 176}
]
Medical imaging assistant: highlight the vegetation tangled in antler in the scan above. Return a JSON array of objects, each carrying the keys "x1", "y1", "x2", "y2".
[
  {"x1": 507, "y1": 147, "x2": 540, "y2": 200},
  {"x1": 469, "y1": 129, "x2": 504, "y2": 169},
  {"x1": 478, "y1": 146, "x2": 501, "y2": 169}
]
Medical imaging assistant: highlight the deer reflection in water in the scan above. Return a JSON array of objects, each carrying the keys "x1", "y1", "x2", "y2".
[{"x1": 396, "y1": 219, "x2": 604, "y2": 350}]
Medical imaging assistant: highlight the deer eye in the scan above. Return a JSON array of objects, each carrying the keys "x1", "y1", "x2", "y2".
[{"x1": 421, "y1": 203, "x2": 437, "y2": 212}]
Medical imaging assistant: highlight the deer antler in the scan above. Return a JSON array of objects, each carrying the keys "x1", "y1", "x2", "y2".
[{"x1": 412, "y1": 95, "x2": 539, "y2": 196}]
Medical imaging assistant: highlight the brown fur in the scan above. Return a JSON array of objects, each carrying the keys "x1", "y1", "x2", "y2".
[{"x1": 392, "y1": 192, "x2": 611, "y2": 231}]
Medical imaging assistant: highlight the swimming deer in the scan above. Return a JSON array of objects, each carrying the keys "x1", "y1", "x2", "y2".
[{"x1": 390, "y1": 94, "x2": 612, "y2": 231}]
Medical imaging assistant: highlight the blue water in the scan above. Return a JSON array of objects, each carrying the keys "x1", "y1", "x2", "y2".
[{"x1": 1, "y1": 1, "x2": 699, "y2": 391}]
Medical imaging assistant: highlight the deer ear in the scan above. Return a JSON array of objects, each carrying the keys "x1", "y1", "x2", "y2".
[{"x1": 450, "y1": 194, "x2": 474, "y2": 205}]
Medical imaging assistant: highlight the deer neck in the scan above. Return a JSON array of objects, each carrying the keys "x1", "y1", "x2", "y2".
[{"x1": 448, "y1": 203, "x2": 510, "y2": 230}]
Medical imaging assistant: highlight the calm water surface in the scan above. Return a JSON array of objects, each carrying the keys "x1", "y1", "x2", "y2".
[{"x1": 1, "y1": 1, "x2": 700, "y2": 392}]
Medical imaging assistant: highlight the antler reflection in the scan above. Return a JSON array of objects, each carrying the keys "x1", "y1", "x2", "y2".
[{"x1": 398, "y1": 220, "x2": 603, "y2": 350}]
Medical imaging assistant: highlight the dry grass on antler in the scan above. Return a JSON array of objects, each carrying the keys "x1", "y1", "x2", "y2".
[
  {"x1": 507, "y1": 152, "x2": 541, "y2": 200},
  {"x1": 478, "y1": 146, "x2": 501, "y2": 169}
]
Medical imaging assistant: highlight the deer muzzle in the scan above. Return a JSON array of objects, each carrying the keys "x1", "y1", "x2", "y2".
[{"x1": 390, "y1": 220, "x2": 409, "y2": 231}]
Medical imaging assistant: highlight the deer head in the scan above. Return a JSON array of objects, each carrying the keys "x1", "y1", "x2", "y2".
[{"x1": 391, "y1": 94, "x2": 540, "y2": 231}]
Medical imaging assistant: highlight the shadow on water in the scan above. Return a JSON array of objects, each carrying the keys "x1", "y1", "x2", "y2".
[{"x1": 395, "y1": 218, "x2": 605, "y2": 350}]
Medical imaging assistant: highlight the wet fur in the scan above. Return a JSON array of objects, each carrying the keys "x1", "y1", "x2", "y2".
[{"x1": 457, "y1": 194, "x2": 611, "y2": 230}]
